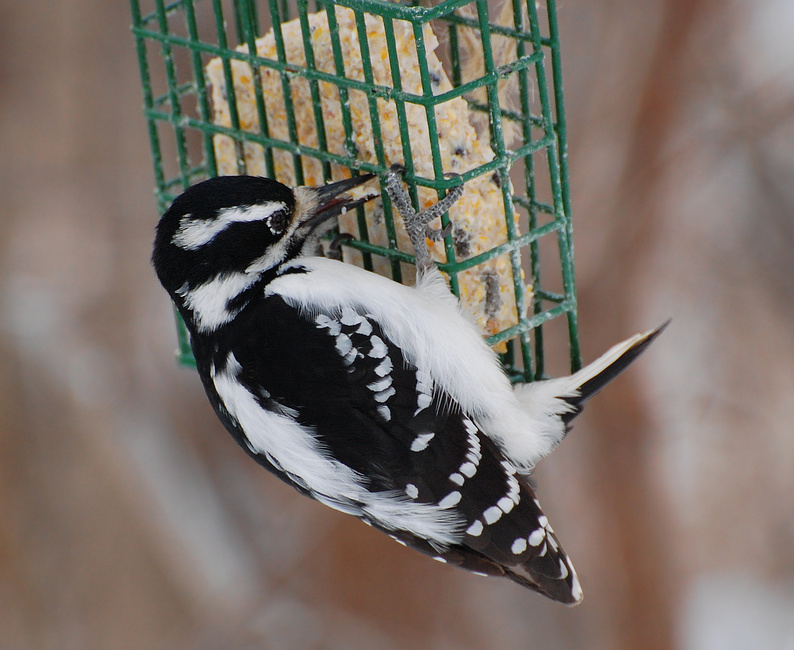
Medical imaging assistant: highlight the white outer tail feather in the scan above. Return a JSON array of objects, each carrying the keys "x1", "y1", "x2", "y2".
[
  {"x1": 569, "y1": 328, "x2": 658, "y2": 389},
  {"x1": 511, "y1": 325, "x2": 665, "y2": 464}
]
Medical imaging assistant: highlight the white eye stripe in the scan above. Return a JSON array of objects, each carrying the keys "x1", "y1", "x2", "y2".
[{"x1": 173, "y1": 202, "x2": 287, "y2": 250}]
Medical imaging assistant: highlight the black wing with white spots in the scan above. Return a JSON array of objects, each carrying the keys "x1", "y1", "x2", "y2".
[{"x1": 201, "y1": 291, "x2": 581, "y2": 604}]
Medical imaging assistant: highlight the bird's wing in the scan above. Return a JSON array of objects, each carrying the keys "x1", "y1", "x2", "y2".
[{"x1": 211, "y1": 292, "x2": 581, "y2": 604}]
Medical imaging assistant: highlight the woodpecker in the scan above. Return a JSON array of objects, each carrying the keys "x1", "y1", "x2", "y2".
[{"x1": 152, "y1": 166, "x2": 664, "y2": 604}]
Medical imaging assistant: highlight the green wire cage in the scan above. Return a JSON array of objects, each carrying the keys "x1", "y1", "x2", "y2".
[{"x1": 131, "y1": 0, "x2": 581, "y2": 383}]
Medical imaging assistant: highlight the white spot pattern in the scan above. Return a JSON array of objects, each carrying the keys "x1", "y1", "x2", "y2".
[
  {"x1": 511, "y1": 538, "x2": 528, "y2": 555},
  {"x1": 465, "y1": 427, "x2": 482, "y2": 465},
  {"x1": 405, "y1": 483, "x2": 419, "y2": 499},
  {"x1": 483, "y1": 506, "x2": 503, "y2": 525},
  {"x1": 445, "y1": 421, "x2": 484, "y2": 491},
  {"x1": 414, "y1": 368, "x2": 434, "y2": 415},
  {"x1": 466, "y1": 520, "x2": 484, "y2": 537},
  {"x1": 340, "y1": 306, "x2": 361, "y2": 326},
  {"x1": 416, "y1": 393, "x2": 432, "y2": 410},
  {"x1": 315, "y1": 313, "x2": 341, "y2": 336},
  {"x1": 506, "y1": 474, "x2": 521, "y2": 505},
  {"x1": 374, "y1": 387, "x2": 395, "y2": 403},
  {"x1": 343, "y1": 347, "x2": 359, "y2": 366},
  {"x1": 438, "y1": 491, "x2": 462, "y2": 509},
  {"x1": 528, "y1": 529, "x2": 545, "y2": 546},
  {"x1": 501, "y1": 460, "x2": 517, "y2": 476},
  {"x1": 318, "y1": 311, "x2": 396, "y2": 409},
  {"x1": 374, "y1": 357, "x2": 393, "y2": 377},
  {"x1": 368, "y1": 377, "x2": 392, "y2": 393},
  {"x1": 335, "y1": 334, "x2": 353, "y2": 356},
  {"x1": 410, "y1": 432, "x2": 435, "y2": 452},
  {"x1": 368, "y1": 336, "x2": 387, "y2": 358},
  {"x1": 459, "y1": 462, "x2": 477, "y2": 478}
]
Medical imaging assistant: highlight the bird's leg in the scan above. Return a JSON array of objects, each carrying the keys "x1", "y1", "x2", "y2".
[{"x1": 385, "y1": 164, "x2": 464, "y2": 273}]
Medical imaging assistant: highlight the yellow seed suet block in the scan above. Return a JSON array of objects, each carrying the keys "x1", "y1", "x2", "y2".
[{"x1": 206, "y1": 7, "x2": 531, "y2": 349}]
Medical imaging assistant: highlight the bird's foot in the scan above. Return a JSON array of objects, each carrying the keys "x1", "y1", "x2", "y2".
[{"x1": 384, "y1": 164, "x2": 463, "y2": 273}]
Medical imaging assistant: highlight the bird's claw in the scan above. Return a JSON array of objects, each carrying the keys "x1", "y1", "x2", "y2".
[
  {"x1": 426, "y1": 221, "x2": 453, "y2": 242},
  {"x1": 385, "y1": 164, "x2": 463, "y2": 273}
]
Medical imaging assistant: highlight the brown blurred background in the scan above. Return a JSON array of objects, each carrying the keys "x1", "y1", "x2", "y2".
[{"x1": 2, "y1": 1, "x2": 794, "y2": 648}]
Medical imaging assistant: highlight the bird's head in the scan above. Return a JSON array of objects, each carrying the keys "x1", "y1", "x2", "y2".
[{"x1": 152, "y1": 174, "x2": 377, "y2": 333}]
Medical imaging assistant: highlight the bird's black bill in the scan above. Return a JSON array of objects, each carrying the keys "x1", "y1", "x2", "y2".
[
  {"x1": 312, "y1": 174, "x2": 376, "y2": 203},
  {"x1": 302, "y1": 174, "x2": 378, "y2": 232}
]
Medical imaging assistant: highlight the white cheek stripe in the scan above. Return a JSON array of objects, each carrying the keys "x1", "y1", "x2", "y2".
[
  {"x1": 173, "y1": 203, "x2": 286, "y2": 250},
  {"x1": 182, "y1": 271, "x2": 257, "y2": 332}
]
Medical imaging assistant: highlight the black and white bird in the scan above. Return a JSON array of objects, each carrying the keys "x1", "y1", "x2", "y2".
[{"x1": 152, "y1": 167, "x2": 664, "y2": 604}]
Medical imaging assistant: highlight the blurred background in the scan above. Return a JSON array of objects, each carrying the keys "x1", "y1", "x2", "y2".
[{"x1": 2, "y1": 0, "x2": 794, "y2": 648}]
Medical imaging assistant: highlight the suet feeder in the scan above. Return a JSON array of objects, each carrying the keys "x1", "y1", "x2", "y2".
[{"x1": 131, "y1": 0, "x2": 581, "y2": 382}]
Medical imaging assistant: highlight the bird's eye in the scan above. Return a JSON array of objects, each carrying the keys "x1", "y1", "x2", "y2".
[{"x1": 266, "y1": 211, "x2": 287, "y2": 235}]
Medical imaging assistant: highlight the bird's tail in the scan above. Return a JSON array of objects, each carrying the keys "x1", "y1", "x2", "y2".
[
  {"x1": 558, "y1": 319, "x2": 670, "y2": 426},
  {"x1": 510, "y1": 321, "x2": 669, "y2": 462}
]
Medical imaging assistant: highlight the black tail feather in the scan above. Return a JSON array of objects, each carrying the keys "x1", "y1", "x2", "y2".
[{"x1": 561, "y1": 319, "x2": 670, "y2": 426}]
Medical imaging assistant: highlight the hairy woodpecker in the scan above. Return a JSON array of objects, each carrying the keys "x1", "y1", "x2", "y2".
[{"x1": 152, "y1": 167, "x2": 664, "y2": 604}]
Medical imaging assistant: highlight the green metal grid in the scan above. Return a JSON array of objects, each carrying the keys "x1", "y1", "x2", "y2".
[{"x1": 131, "y1": 0, "x2": 581, "y2": 382}]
